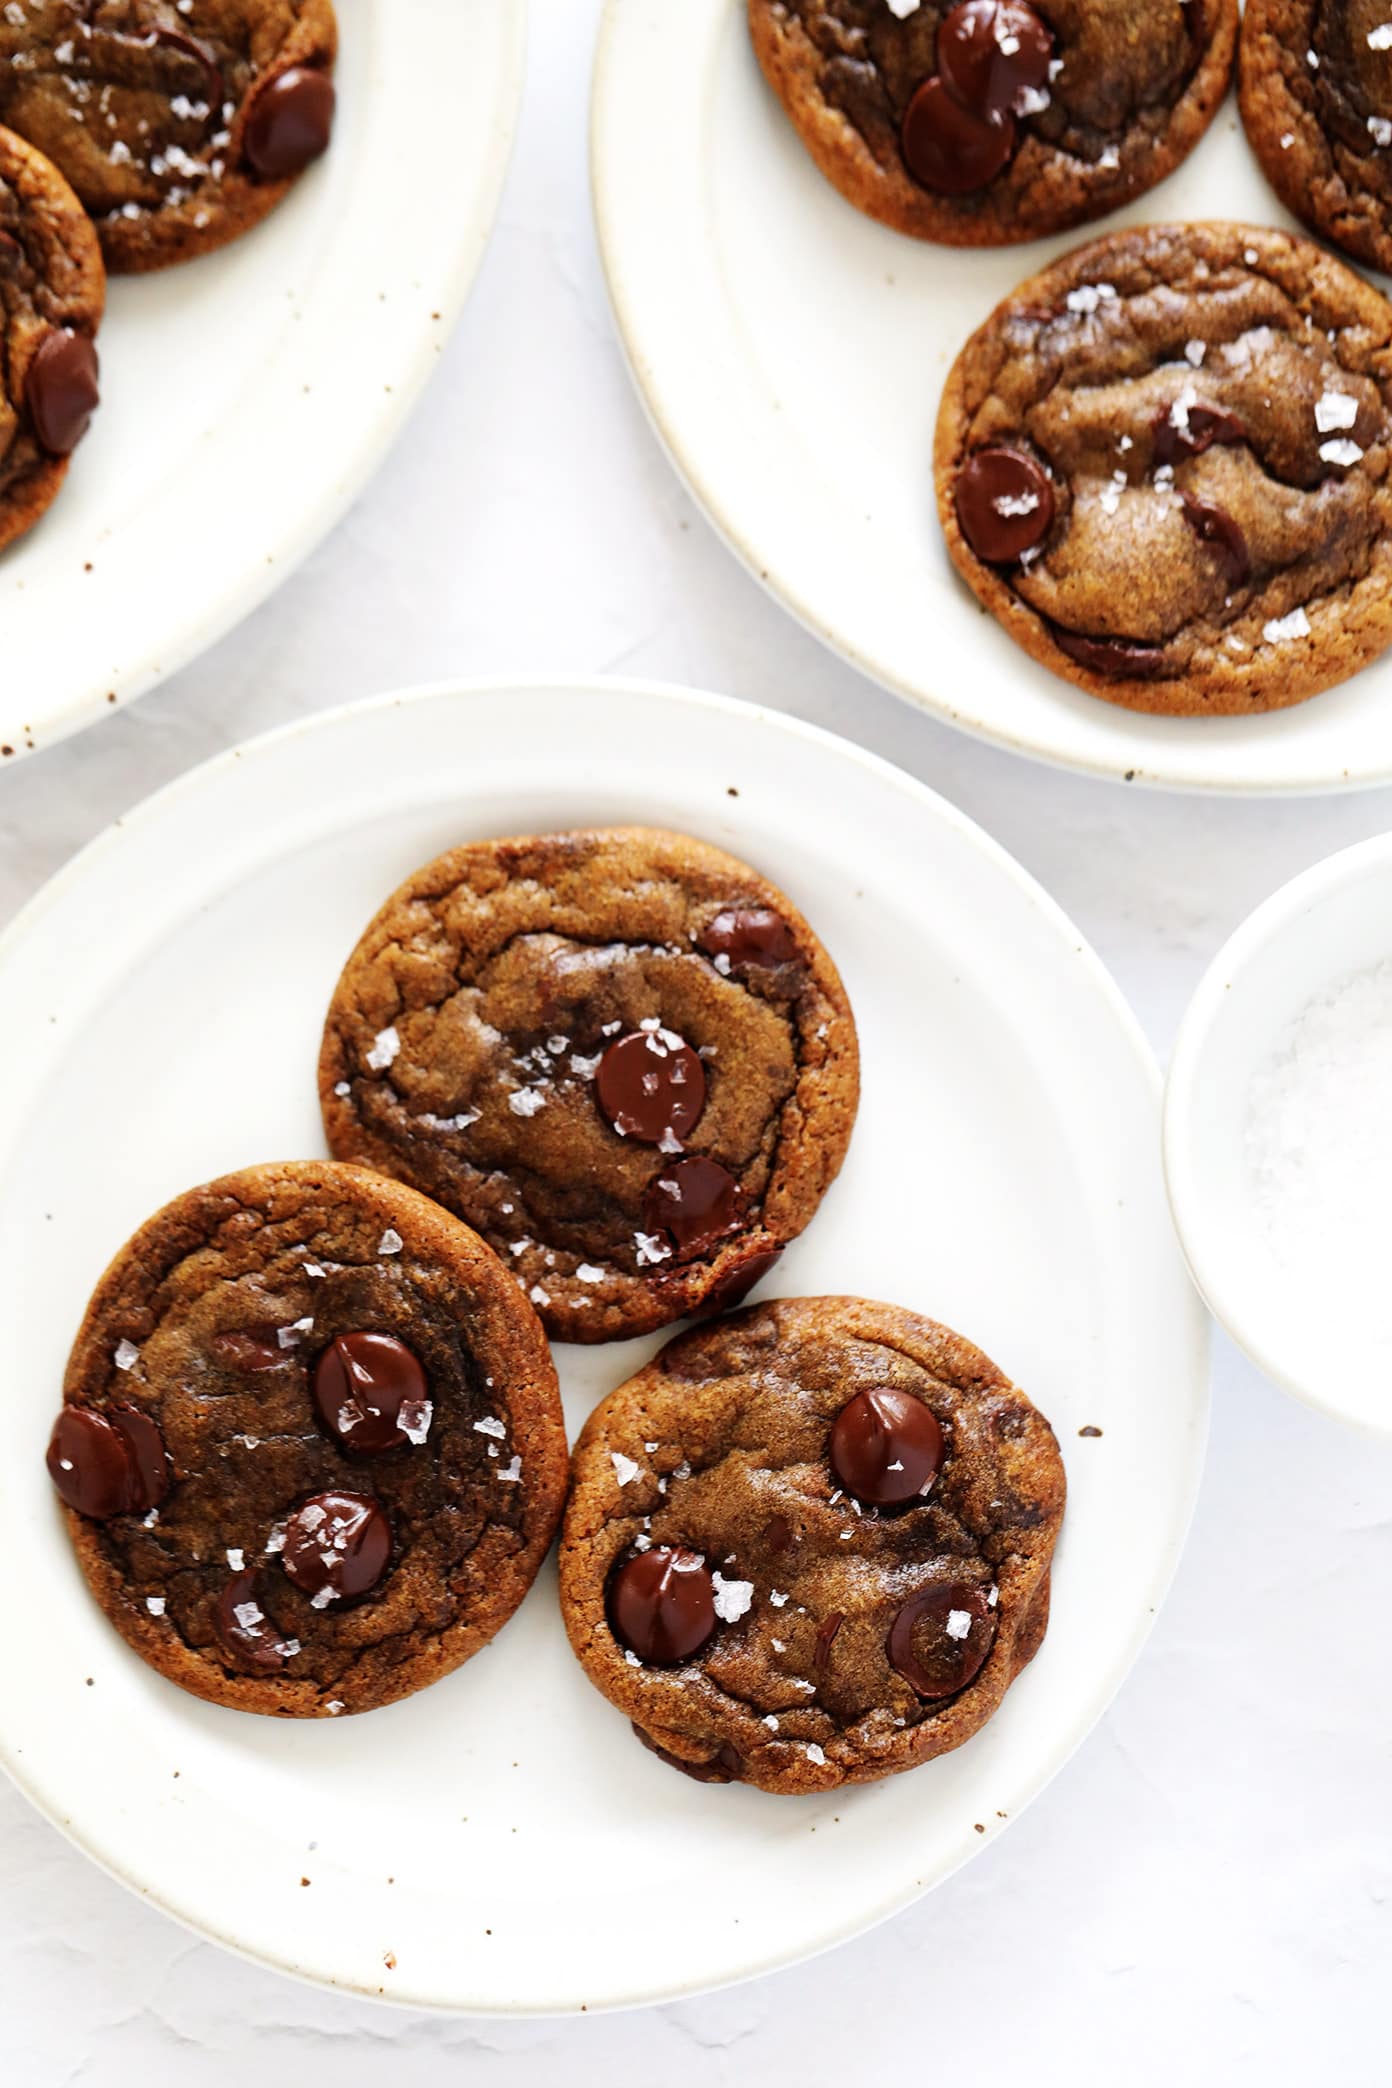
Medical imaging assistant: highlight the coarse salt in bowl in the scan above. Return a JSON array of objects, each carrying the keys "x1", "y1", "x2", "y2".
[{"x1": 1164, "y1": 833, "x2": 1392, "y2": 1435}]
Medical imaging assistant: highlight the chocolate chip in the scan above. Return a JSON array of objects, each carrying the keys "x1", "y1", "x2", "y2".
[
  {"x1": 1152, "y1": 400, "x2": 1246, "y2": 466},
  {"x1": 642, "y1": 1156, "x2": 743, "y2": 1261},
  {"x1": 281, "y1": 1492, "x2": 392, "y2": 1603},
  {"x1": 902, "y1": 76, "x2": 1016, "y2": 194},
  {"x1": 311, "y1": 1332, "x2": 431, "y2": 1455},
  {"x1": 213, "y1": 1569, "x2": 299, "y2": 1674},
  {"x1": 46, "y1": 1405, "x2": 168, "y2": 1520},
  {"x1": 1051, "y1": 626, "x2": 1170, "y2": 680},
  {"x1": 608, "y1": 1546, "x2": 717, "y2": 1664},
  {"x1": 47, "y1": 1409, "x2": 133, "y2": 1520},
  {"x1": 1181, "y1": 493, "x2": 1250, "y2": 587},
  {"x1": 690, "y1": 1246, "x2": 783, "y2": 1319},
  {"x1": 108, "y1": 1406, "x2": 171, "y2": 1513},
  {"x1": 596, "y1": 1029, "x2": 706, "y2": 1146},
  {"x1": 829, "y1": 1387, "x2": 944, "y2": 1506},
  {"x1": 210, "y1": 1330, "x2": 285, "y2": 1372},
  {"x1": 956, "y1": 447, "x2": 1055, "y2": 563},
  {"x1": 814, "y1": 1612, "x2": 844, "y2": 1669},
  {"x1": 26, "y1": 330, "x2": 99, "y2": 456},
  {"x1": 888, "y1": 1583, "x2": 996, "y2": 1699},
  {"x1": 937, "y1": 1, "x2": 1055, "y2": 122},
  {"x1": 698, "y1": 908, "x2": 799, "y2": 968},
  {"x1": 632, "y1": 1723, "x2": 743, "y2": 1783},
  {"x1": 243, "y1": 65, "x2": 336, "y2": 179}
]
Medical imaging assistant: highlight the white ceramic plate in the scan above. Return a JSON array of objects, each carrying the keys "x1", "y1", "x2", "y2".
[
  {"x1": 1164, "y1": 833, "x2": 1392, "y2": 1435},
  {"x1": 0, "y1": 678, "x2": 1206, "y2": 2012},
  {"x1": 0, "y1": 0, "x2": 525, "y2": 764},
  {"x1": 592, "y1": 1, "x2": 1392, "y2": 795}
]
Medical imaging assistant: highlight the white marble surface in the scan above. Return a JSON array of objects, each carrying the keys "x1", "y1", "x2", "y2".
[{"x1": 3, "y1": 3, "x2": 1390, "y2": 2078}]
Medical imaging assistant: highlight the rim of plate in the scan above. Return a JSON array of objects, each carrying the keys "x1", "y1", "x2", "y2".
[
  {"x1": 0, "y1": 0, "x2": 526, "y2": 766},
  {"x1": 1163, "y1": 831, "x2": 1392, "y2": 1435},
  {"x1": 0, "y1": 678, "x2": 1211, "y2": 2012},
  {"x1": 589, "y1": 0, "x2": 1392, "y2": 797}
]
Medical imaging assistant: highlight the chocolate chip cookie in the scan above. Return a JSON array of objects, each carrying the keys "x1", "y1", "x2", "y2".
[
  {"x1": 47, "y1": 1160, "x2": 566, "y2": 1717},
  {"x1": 1241, "y1": 4, "x2": 1392, "y2": 278},
  {"x1": 936, "y1": 221, "x2": 1392, "y2": 715},
  {"x1": 748, "y1": 1, "x2": 1237, "y2": 246},
  {"x1": 0, "y1": 124, "x2": 103, "y2": 551},
  {"x1": 319, "y1": 829, "x2": 860, "y2": 1347},
  {"x1": 559, "y1": 1297, "x2": 1065, "y2": 1795},
  {"x1": 0, "y1": 2, "x2": 337, "y2": 273}
]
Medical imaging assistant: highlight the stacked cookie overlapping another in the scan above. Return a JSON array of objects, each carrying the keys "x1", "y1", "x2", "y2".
[
  {"x1": 751, "y1": 0, "x2": 1392, "y2": 719},
  {"x1": 0, "y1": 3, "x2": 339, "y2": 549},
  {"x1": 46, "y1": 826, "x2": 1067, "y2": 1795}
]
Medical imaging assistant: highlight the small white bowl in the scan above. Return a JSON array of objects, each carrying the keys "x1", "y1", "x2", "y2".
[{"x1": 1164, "y1": 833, "x2": 1392, "y2": 1436}]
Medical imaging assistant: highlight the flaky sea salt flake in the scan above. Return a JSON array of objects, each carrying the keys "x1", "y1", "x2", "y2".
[
  {"x1": 711, "y1": 1572, "x2": 754, "y2": 1623},
  {"x1": 114, "y1": 1338, "x2": 140, "y2": 1371},
  {"x1": 611, "y1": 1451, "x2": 641, "y2": 1486},
  {"x1": 365, "y1": 1025, "x2": 400, "y2": 1072}
]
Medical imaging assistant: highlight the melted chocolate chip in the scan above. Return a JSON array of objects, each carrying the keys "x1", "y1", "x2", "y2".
[
  {"x1": 108, "y1": 1406, "x2": 171, "y2": 1512},
  {"x1": 26, "y1": 330, "x2": 99, "y2": 456},
  {"x1": 829, "y1": 1387, "x2": 944, "y2": 1507},
  {"x1": 609, "y1": 1546, "x2": 717, "y2": 1664},
  {"x1": 311, "y1": 1333, "x2": 431, "y2": 1455},
  {"x1": 698, "y1": 907, "x2": 799, "y2": 968},
  {"x1": 596, "y1": 1029, "x2": 706, "y2": 1145},
  {"x1": 47, "y1": 1409, "x2": 134, "y2": 1520},
  {"x1": 46, "y1": 1404, "x2": 169, "y2": 1520},
  {"x1": 642, "y1": 1157, "x2": 744, "y2": 1261},
  {"x1": 888, "y1": 1583, "x2": 996, "y2": 1699},
  {"x1": 814, "y1": 1612, "x2": 845, "y2": 1669},
  {"x1": 281, "y1": 1491, "x2": 392, "y2": 1603},
  {"x1": 902, "y1": 77, "x2": 1016, "y2": 194},
  {"x1": 937, "y1": 1, "x2": 1055, "y2": 122},
  {"x1": 690, "y1": 1246, "x2": 783, "y2": 1319},
  {"x1": 632, "y1": 1723, "x2": 743, "y2": 1783},
  {"x1": 956, "y1": 447, "x2": 1055, "y2": 563},
  {"x1": 210, "y1": 1330, "x2": 285, "y2": 1372},
  {"x1": 1181, "y1": 494, "x2": 1250, "y2": 588},
  {"x1": 1051, "y1": 626, "x2": 1170, "y2": 680},
  {"x1": 1152, "y1": 400, "x2": 1246, "y2": 466},
  {"x1": 243, "y1": 65, "x2": 336, "y2": 179},
  {"x1": 213, "y1": 1569, "x2": 299, "y2": 1674}
]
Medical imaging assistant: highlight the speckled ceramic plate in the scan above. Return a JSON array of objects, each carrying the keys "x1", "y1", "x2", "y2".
[
  {"x1": 0, "y1": 0, "x2": 525, "y2": 765},
  {"x1": 0, "y1": 679, "x2": 1207, "y2": 2011},
  {"x1": 592, "y1": 0, "x2": 1392, "y2": 793}
]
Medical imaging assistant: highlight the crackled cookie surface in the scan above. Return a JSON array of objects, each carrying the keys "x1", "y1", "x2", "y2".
[
  {"x1": 0, "y1": 124, "x2": 103, "y2": 552},
  {"x1": 748, "y1": 0, "x2": 1237, "y2": 245},
  {"x1": 936, "y1": 222, "x2": 1392, "y2": 715},
  {"x1": 319, "y1": 829, "x2": 860, "y2": 1346},
  {"x1": 559, "y1": 1298, "x2": 1065, "y2": 1795},
  {"x1": 1241, "y1": 3, "x2": 1392, "y2": 277},
  {"x1": 0, "y1": 1, "x2": 337, "y2": 272},
  {"x1": 47, "y1": 1161, "x2": 566, "y2": 1716}
]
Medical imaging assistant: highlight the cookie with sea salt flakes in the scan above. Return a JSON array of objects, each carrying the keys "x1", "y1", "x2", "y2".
[
  {"x1": 936, "y1": 221, "x2": 1392, "y2": 716},
  {"x1": 748, "y1": 0, "x2": 1237, "y2": 247},
  {"x1": 0, "y1": 123, "x2": 103, "y2": 554},
  {"x1": 0, "y1": 1, "x2": 337, "y2": 274},
  {"x1": 318, "y1": 828, "x2": 860, "y2": 1346},
  {"x1": 558, "y1": 1297, "x2": 1065, "y2": 1795},
  {"x1": 47, "y1": 1160, "x2": 566, "y2": 1717},
  {"x1": 1240, "y1": 2, "x2": 1392, "y2": 279}
]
